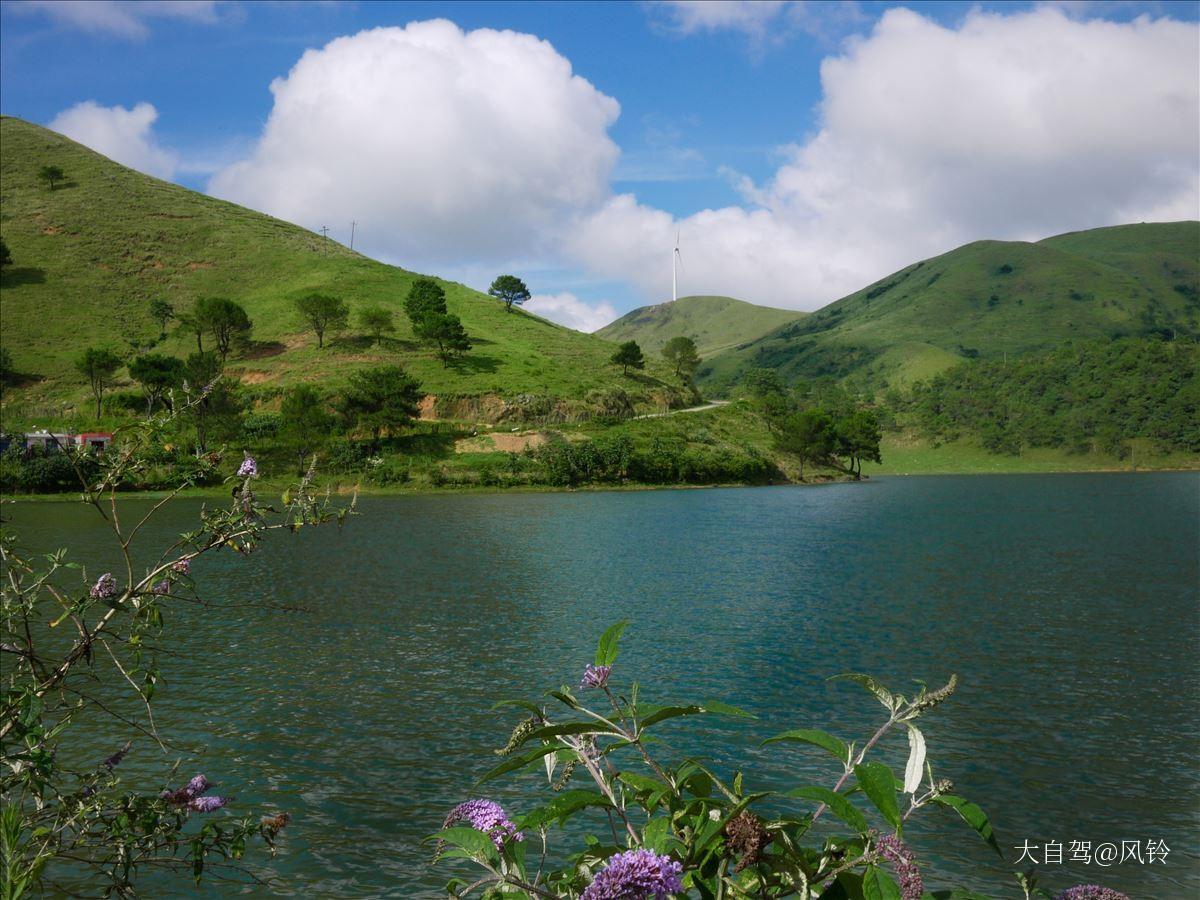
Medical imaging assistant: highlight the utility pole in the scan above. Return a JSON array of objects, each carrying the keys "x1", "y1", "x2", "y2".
[
  {"x1": 350, "y1": 221, "x2": 356, "y2": 251},
  {"x1": 320, "y1": 225, "x2": 329, "y2": 255}
]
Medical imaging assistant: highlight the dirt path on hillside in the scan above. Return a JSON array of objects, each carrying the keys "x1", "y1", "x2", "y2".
[{"x1": 632, "y1": 400, "x2": 730, "y2": 420}]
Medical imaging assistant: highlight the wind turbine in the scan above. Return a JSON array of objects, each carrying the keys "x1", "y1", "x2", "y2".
[{"x1": 672, "y1": 228, "x2": 682, "y2": 303}]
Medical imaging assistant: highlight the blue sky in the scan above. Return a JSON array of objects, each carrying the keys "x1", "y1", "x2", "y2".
[{"x1": 2, "y1": 0, "x2": 1198, "y2": 329}]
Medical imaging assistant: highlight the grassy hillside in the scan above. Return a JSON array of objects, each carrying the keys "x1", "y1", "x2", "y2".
[
  {"x1": 701, "y1": 222, "x2": 1200, "y2": 392},
  {"x1": 0, "y1": 117, "x2": 685, "y2": 422},
  {"x1": 596, "y1": 295, "x2": 801, "y2": 358}
]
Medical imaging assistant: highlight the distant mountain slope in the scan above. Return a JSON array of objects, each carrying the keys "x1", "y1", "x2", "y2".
[
  {"x1": 0, "y1": 117, "x2": 682, "y2": 410},
  {"x1": 596, "y1": 295, "x2": 802, "y2": 358},
  {"x1": 700, "y1": 222, "x2": 1200, "y2": 391}
]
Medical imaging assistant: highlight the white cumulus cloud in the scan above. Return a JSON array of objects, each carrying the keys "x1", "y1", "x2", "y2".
[
  {"x1": 524, "y1": 292, "x2": 618, "y2": 333},
  {"x1": 48, "y1": 101, "x2": 178, "y2": 179},
  {"x1": 571, "y1": 6, "x2": 1200, "y2": 310},
  {"x1": 209, "y1": 20, "x2": 620, "y2": 268}
]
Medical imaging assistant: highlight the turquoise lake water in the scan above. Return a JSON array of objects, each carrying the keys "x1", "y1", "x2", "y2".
[{"x1": 7, "y1": 472, "x2": 1199, "y2": 897}]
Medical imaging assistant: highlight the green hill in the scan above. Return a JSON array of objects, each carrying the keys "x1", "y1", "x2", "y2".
[
  {"x1": 596, "y1": 295, "x2": 801, "y2": 359},
  {"x1": 0, "y1": 117, "x2": 686, "y2": 421},
  {"x1": 700, "y1": 222, "x2": 1200, "y2": 392}
]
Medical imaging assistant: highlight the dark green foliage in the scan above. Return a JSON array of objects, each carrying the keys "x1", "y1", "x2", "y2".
[
  {"x1": 610, "y1": 340, "x2": 644, "y2": 375},
  {"x1": 183, "y1": 351, "x2": 244, "y2": 452},
  {"x1": 128, "y1": 353, "x2": 184, "y2": 415},
  {"x1": 898, "y1": 338, "x2": 1200, "y2": 455},
  {"x1": 661, "y1": 335, "x2": 701, "y2": 379},
  {"x1": 37, "y1": 165, "x2": 64, "y2": 190},
  {"x1": 403, "y1": 280, "x2": 470, "y2": 363},
  {"x1": 835, "y1": 409, "x2": 883, "y2": 479},
  {"x1": 404, "y1": 278, "x2": 448, "y2": 323},
  {"x1": 0, "y1": 236, "x2": 12, "y2": 267},
  {"x1": 775, "y1": 408, "x2": 836, "y2": 478},
  {"x1": 149, "y1": 298, "x2": 174, "y2": 339},
  {"x1": 0, "y1": 446, "x2": 100, "y2": 493},
  {"x1": 0, "y1": 346, "x2": 13, "y2": 392},
  {"x1": 531, "y1": 435, "x2": 773, "y2": 487},
  {"x1": 338, "y1": 365, "x2": 422, "y2": 440},
  {"x1": 488, "y1": 274, "x2": 531, "y2": 312},
  {"x1": 416, "y1": 313, "x2": 472, "y2": 365},
  {"x1": 192, "y1": 297, "x2": 252, "y2": 362},
  {"x1": 357, "y1": 305, "x2": 396, "y2": 345},
  {"x1": 74, "y1": 347, "x2": 123, "y2": 419},
  {"x1": 294, "y1": 293, "x2": 349, "y2": 349},
  {"x1": 324, "y1": 438, "x2": 374, "y2": 473},
  {"x1": 281, "y1": 385, "x2": 333, "y2": 473}
]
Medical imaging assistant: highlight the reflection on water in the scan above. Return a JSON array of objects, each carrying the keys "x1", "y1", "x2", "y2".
[{"x1": 6, "y1": 472, "x2": 1198, "y2": 896}]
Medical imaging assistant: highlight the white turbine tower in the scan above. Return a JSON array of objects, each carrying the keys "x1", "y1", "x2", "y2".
[{"x1": 672, "y1": 228, "x2": 682, "y2": 303}]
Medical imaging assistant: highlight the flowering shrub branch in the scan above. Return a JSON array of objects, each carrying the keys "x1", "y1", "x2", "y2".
[
  {"x1": 1, "y1": 404, "x2": 352, "y2": 896},
  {"x1": 430, "y1": 623, "x2": 1129, "y2": 900}
]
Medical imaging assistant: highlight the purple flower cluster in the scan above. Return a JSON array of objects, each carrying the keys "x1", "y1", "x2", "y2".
[
  {"x1": 171, "y1": 558, "x2": 191, "y2": 576},
  {"x1": 876, "y1": 834, "x2": 923, "y2": 900},
  {"x1": 161, "y1": 774, "x2": 230, "y2": 813},
  {"x1": 581, "y1": 849, "x2": 683, "y2": 900},
  {"x1": 188, "y1": 795, "x2": 230, "y2": 813},
  {"x1": 1055, "y1": 887, "x2": 1130, "y2": 900},
  {"x1": 237, "y1": 455, "x2": 258, "y2": 478},
  {"x1": 90, "y1": 573, "x2": 118, "y2": 599},
  {"x1": 152, "y1": 580, "x2": 170, "y2": 595},
  {"x1": 580, "y1": 664, "x2": 612, "y2": 690},
  {"x1": 443, "y1": 799, "x2": 523, "y2": 849}
]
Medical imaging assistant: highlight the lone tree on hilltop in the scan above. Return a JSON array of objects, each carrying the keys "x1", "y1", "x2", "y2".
[
  {"x1": 611, "y1": 340, "x2": 645, "y2": 376},
  {"x1": 338, "y1": 365, "x2": 422, "y2": 442},
  {"x1": 149, "y1": 299, "x2": 174, "y2": 340},
  {"x1": 38, "y1": 166, "x2": 65, "y2": 191},
  {"x1": 357, "y1": 305, "x2": 396, "y2": 346},
  {"x1": 193, "y1": 297, "x2": 252, "y2": 362},
  {"x1": 662, "y1": 336, "x2": 701, "y2": 379},
  {"x1": 294, "y1": 293, "x2": 349, "y2": 349},
  {"x1": 129, "y1": 353, "x2": 184, "y2": 416},
  {"x1": 488, "y1": 274, "x2": 531, "y2": 312},
  {"x1": 75, "y1": 347, "x2": 123, "y2": 419}
]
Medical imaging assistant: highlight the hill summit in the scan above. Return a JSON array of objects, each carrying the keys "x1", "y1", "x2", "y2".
[{"x1": 0, "y1": 116, "x2": 684, "y2": 415}]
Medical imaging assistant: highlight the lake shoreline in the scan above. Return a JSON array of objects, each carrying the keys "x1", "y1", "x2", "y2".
[{"x1": 4, "y1": 462, "x2": 1198, "y2": 502}]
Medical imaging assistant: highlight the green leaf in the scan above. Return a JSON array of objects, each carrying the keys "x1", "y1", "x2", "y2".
[
  {"x1": 476, "y1": 744, "x2": 561, "y2": 785},
  {"x1": 831, "y1": 673, "x2": 896, "y2": 710},
  {"x1": 525, "y1": 721, "x2": 619, "y2": 742},
  {"x1": 818, "y1": 872, "x2": 863, "y2": 899},
  {"x1": 933, "y1": 794, "x2": 1002, "y2": 856},
  {"x1": 642, "y1": 816, "x2": 672, "y2": 853},
  {"x1": 492, "y1": 699, "x2": 544, "y2": 716},
  {"x1": 595, "y1": 620, "x2": 629, "y2": 667},
  {"x1": 548, "y1": 689, "x2": 580, "y2": 710},
  {"x1": 637, "y1": 700, "x2": 751, "y2": 731},
  {"x1": 518, "y1": 790, "x2": 611, "y2": 829},
  {"x1": 638, "y1": 704, "x2": 704, "y2": 729},
  {"x1": 853, "y1": 762, "x2": 901, "y2": 831},
  {"x1": 762, "y1": 728, "x2": 849, "y2": 763},
  {"x1": 784, "y1": 785, "x2": 869, "y2": 833},
  {"x1": 699, "y1": 699, "x2": 755, "y2": 718},
  {"x1": 430, "y1": 826, "x2": 501, "y2": 865},
  {"x1": 862, "y1": 865, "x2": 902, "y2": 900}
]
